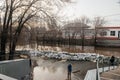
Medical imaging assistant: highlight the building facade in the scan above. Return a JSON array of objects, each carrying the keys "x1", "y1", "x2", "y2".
[{"x1": 96, "y1": 27, "x2": 120, "y2": 47}]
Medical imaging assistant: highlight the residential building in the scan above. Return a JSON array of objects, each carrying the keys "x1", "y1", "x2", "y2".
[
  {"x1": 62, "y1": 22, "x2": 94, "y2": 39},
  {"x1": 96, "y1": 26, "x2": 120, "y2": 47}
]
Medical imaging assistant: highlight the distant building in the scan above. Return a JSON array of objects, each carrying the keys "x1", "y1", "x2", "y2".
[
  {"x1": 62, "y1": 22, "x2": 94, "y2": 39},
  {"x1": 96, "y1": 27, "x2": 120, "y2": 47},
  {"x1": 97, "y1": 27, "x2": 120, "y2": 39},
  {"x1": 84, "y1": 29, "x2": 95, "y2": 39}
]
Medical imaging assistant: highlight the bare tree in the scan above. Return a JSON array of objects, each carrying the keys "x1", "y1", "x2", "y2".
[
  {"x1": 0, "y1": 0, "x2": 71, "y2": 60},
  {"x1": 92, "y1": 17, "x2": 106, "y2": 46},
  {"x1": 0, "y1": 0, "x2": 41, "y2": 60},
  {"x1": 80, "y1": 16, "x2": 90, "y2": 52}
]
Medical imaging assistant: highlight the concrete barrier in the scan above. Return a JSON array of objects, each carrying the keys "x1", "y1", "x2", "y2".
[
  {"x1": 0, "y1": 73, "x2": 17, "y2": 80},
  {"x1": 0, "y1": 59, "x2": 31, "y2": 80}
]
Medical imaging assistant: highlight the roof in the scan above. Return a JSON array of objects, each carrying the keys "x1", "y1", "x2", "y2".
[
  {"x1": 63, "y1": 22, "x2": 90, "y2": 29},
  {"x1": 97, "y1": 27, "x2": 120, "y2": 29}
]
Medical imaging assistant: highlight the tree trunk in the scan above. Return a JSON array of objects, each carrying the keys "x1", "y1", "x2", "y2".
[
  {"x1": 81, "y1": 28, "x2": 84, "y2": 52},
  {"x1": 9, "y1": 25, "x2": 23, "y2": 59},
  {"x1": 94, "y1": 28, "x2": 97, "y2": 53},
  {"x1": 0, "y1": 30, "x2": 8, "y2": 60},
  {"x1": 9, "y1": 42, "x2": 16, "y2": 60},
  {"x1": 0, "y1": 37, "x2": 6, "y2": 60},
  {"x1": 9, "y1": 36, "x2": 17, "y2": 60}
]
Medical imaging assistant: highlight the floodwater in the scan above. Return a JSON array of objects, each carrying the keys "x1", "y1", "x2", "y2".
[
  {"x1": 33, "y1": 58, "x2": 98, "y2": 80},
  {"x1": 20, "y1": 45, "x2": 120, "y2": 80},
  {"x1": 95, "y1": 47, "x2": 120, "y2": 57},
  {"x1": 16, "y1": 44, "x2": 120, "y2": 56},
  {"x1": 33, "y1": 58, "x2": 80, "y2": 80},
  {"x1": 35, "y1": 45, "x2": 120, "y2": 56},
  {"x1": 33, "y1": 45, "x2": 120, "y2": 80}
]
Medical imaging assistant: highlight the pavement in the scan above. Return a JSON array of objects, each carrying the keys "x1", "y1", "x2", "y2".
[{"x1": 67, "y1": 61, "x2": 110, "y2": 80}]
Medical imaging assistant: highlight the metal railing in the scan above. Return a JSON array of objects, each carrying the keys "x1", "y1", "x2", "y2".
[
  {"x1": 84, "y1": 57, "x2": 119, "y2": 80},
  {"x1": 84, "y1": 66, "x2": 117, "y2": 80},
  {"x1": 96, "y1": 59, "x2": 100, "y2": 80}
]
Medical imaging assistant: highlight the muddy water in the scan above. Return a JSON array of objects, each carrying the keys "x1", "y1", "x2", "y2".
[
  {"x1": 16, "y1": 44, "x2": 120, "y2": 56},
  {"x1": 94, "y1": 47, "x2": 120, "y2": 57},
  {"x1": 36, "y1": 45, "x2": 120, "y2": 57},
  {"x1": 33, "y1": 58, "x2": 80, "y2": 80},
  {"x1": 32, "y1": 45, "x2": 120, "y2": 80},
  {"x1": 34, "y1": 66, "x2": 69, "y2": 80}
]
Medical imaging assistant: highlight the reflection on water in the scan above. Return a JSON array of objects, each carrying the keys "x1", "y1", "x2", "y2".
[
  {"x1": 32, "y1": 45, "x2": 120, "y2": 80},
  {"x1": 36, "y1": 45, "x2": 120, "y2": 57},
  {"x1": 33, "y1": 58, "x2": 79, "y2": 80},
  {"x1": 95, "y1": 47, "x2": 120, "y2": 57},
  {"x1": 34, "y1": 66, "x2": 68, "y2": 80},
  {"x1": 16, "y1": 44, "x2": 120, "y2": 57}
]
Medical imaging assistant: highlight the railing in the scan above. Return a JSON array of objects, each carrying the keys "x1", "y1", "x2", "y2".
[
  {"x1": 84, "y1": 66, "x2": 117, "y2": 80},
  {"x1": 84, "y1": 57, "x2": 119, "y2": 80},
  {"x1": 96, "y1": 59, "x2": 100, "y2": 80}
]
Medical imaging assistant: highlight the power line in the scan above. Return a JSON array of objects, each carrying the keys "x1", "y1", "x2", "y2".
[{"x1": 104, "y1": 13, "x2": 120, "y2": 17}]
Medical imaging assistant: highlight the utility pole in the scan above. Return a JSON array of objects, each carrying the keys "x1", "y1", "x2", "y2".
[
  {"x1": 80, "y1": 22, "x2": 84, "y2": 52},
  {"x1": 81, "y1": 25, "x2": 84, "y2": 52}
]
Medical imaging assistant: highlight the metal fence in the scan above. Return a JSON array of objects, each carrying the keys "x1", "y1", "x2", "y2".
[
  {"x1": 84, "y1": 57, "x2": 119, "y2": 80},
  {"x1": 84, "y1": 66, "x2": 117, "y2": 80}
]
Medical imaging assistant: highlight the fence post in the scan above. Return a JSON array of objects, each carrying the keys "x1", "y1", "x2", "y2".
[
  {"x1": 96, "y1": 58, "x2": 100, "y2": 80},
  {"x1": 102, "y1": 58, "x2": 104, "y2": 72},
  {"x1": 108, "y1": 60, "x2": 110, "y2": 71},
  {"x1": 117, "y1": 58, "x2": 120, "y2": 67}
]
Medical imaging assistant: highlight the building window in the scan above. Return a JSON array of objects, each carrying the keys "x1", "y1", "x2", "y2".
[
  {"x1": 118, "y1": 31, "x2": 120, "y2": 39},
  {"x1": 110, "y1": 31, "x2": 115, "y2": 36},
  {"x1": 100, "y1": 31, "x2": 107, "y2": 36}
]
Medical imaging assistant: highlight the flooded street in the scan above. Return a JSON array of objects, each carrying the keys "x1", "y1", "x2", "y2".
[
  {"x1": 20, "y1": 45, "x2": 120, "y2": 80},
  {"x1": 33, "y1": 58, "x2": 100, "y2": 80},
  {"x1": 34, "y1": 66, "x2": 67, "y2": 80},
  {"x1": 1, "y1": 0, "x2": 120, "y2": 80},
  {"x1": 33, "y1": 58, "x2": 80, "y2": 80},
  {"x1": 17, "y1": 44, "x2": 120, "y2": 57},
  {"x1": 95, "y1": 47, "x2": 120, "y2": 56},
  {"x1": 35, "y1": 45, "x2": 120, "y2": 57}
]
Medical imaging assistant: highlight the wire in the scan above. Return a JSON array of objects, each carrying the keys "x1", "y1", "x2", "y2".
[{"x1": 104, "y1": 13, "x2": 120, "y2": 17}]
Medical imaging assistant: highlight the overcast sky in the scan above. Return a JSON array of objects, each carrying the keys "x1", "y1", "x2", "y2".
[{"x1": 60, "y1": 0, "x2": 120, "y2": 26}]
